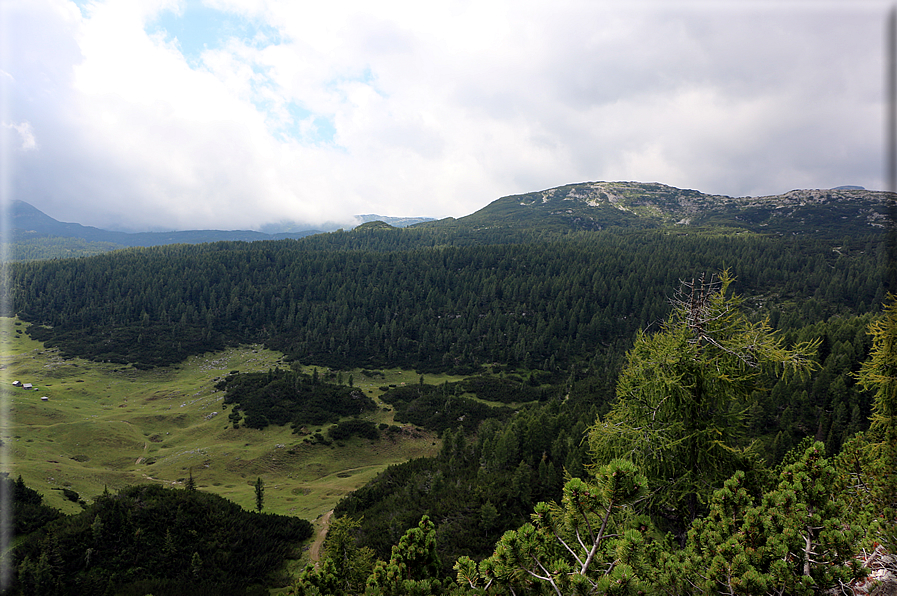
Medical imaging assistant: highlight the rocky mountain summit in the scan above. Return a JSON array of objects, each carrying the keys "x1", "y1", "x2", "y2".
[{"x1": 449, "y1": 181, "x2": 892, "y2": 237}]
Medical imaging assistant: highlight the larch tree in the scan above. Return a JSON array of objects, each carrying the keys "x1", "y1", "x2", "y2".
[
  {"x1": 589, "y1": 271, "x2": 819, "y2": 533},
  {"x1": 850, "y1": 293, "x2": 897, "y2": 553}
]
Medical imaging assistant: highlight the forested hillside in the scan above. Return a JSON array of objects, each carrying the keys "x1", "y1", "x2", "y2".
[
  {"x1": 6, "y1": 183, "x2": 896, "y2": 595},
  {"x1": 7, "y1": 477, "x2": 313, "y2": 596},
  {"x1": 11, "y1": 228, "x2": 883, "y2": 373}
]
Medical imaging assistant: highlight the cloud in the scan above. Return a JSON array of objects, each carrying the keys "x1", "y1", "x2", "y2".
[
  {"x1": 3, "y1": 122, "x2": 37, "y2": 151},
  {"x1": 0, "y1": 0, "x2": 890, "y2": 231}
]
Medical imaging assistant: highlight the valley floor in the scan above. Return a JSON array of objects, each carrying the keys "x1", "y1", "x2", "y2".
[{"x1": 0, "y1": 317, "x2": 441, "y2": 526}]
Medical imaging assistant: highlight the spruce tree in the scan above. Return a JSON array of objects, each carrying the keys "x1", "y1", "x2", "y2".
[{"x1": 254, "y1": 477, "x2": 264, "y2": 513}]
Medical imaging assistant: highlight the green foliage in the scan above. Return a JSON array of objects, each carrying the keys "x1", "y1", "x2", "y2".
[
  {"x1": 367, "y1": 516, "x2": 443, "y2": 596},
  {"x1": 856, "y1": 293, "x2": 897, "y2": 451},
  {"x1": 10, "y1": 483, "x2": 313, "y2": 595},
  {"x1": 841, "y1": 293, "x2": 897, "y2": 553},
  {"x1": 589, "y1": 271, "x2": 819, "y2": 530},
  {"x1": 255, "y1": 477, "x2": 264, "y2": 512},
  {"x1": 457, "y1": 460, "x2": 651, "y2": 595},
  {"x1": 6, "y1": 204, "x2": 891, "y2": 594},
  {"x1": 217, "y1": 368, "x2": 376, "y2": 431},
  {"x1": 289, "y1": 516, "x2": 384, "y2": 596},
  {"x1": 5, "y1": 236, "x2": 124, "y2": 261},
  {"x1": 456, "y1": 375, "x2": 544, "y2": 403},
  {"x1": 667, "y1": 443, "x2": 866, "y2": 595},
  {"x1": 26, "y1": 322, "x2": 226, "y2": 369},
  {"x1": 335, "y1": 396, "x2": 596, "y2": 573},
  {"x1": 320, "y1": 516, "x2": 376, "y2": 593},
  {"x1": 0, "y1": 473, "x2": 62, "y2": 535},
  {"x1": 11, "y1": 228, "x2": 882, "y2": 373},
  {"x1": 329, "y1": 419, "x2": 381, "y2": 441},
  {"x1": 380, "y1": 382, "x2": 515, "y2": 435},
  {"x1": 761, "y1": 313, "x2": 875, "y2": 459}
]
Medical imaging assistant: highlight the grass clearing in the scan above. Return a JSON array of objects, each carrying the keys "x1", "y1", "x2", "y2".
[{"x1": 0, "y1": 317, "x2": 444, "y2": 519}]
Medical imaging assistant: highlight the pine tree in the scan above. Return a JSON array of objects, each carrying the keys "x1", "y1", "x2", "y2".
[
  {"x1": 668, "y1": 443, "x2": 866, "y2": 595},
  {"x1": 290, "y1": 516, "x2": 375, "y2": 596},
  {"x1": 366, "y1": 516, "x2": 442, "y2": 595},
  {"x1": 456, "y1": 459, "x2": 651, "y2": 596},
  {"x1": 190, "y1": 551, "x2": 203, "y2": 581}
]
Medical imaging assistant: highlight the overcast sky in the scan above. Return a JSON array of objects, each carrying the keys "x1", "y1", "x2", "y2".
[{"x1": 0, "y1": 0, "x2": 891, "y2": 231}]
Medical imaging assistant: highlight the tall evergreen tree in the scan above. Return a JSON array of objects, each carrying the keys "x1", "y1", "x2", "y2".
[
  {"x1": 290, "y1": 516, "x2": 375, "y2": 596},
  {"x1": 254, "y1": 477, "x2": 265, "y2": 513}
]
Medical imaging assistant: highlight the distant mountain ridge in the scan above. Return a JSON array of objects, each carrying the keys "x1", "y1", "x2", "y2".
[
  {"x1": 7, "y1": 200, "x2": 324, "y2": 247},
  {"x1": 5, "y1": 181, "x2": 892, "y2": 260},
  {"x1": 428, "y1": 181, "x2": 891, "y2": 237},
  {"x1": 6, "y1": 201, "x2": 435, "y2": 250}
]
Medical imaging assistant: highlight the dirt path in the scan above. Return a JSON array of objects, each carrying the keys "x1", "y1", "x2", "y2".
[
  {"x1": 135, "y1": 442, "x2": 147, "y2": 464},
  {"x1": 309, "y1": 510, "x2": 334, "y2": 566}
]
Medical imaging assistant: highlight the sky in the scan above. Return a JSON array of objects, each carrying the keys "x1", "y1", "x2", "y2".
[{"x1": 0, "y1": 0, "x2": 892, "y2": 232}]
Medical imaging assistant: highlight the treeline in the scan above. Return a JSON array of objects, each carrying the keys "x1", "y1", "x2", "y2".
[
  {"x1": 377, "y1": 375, "x2": 544, "y2": 435},
  {"x1": 10, "y1": 228, "x2": 884, "y2": 373},
  {"x1": 289, "y1": 282, "x2": 897, "y2": 596},
  {"x1": 335, "y1": 394, "x2": 597, "y2": 573},
  {"x1": 8, "y1": 482, "x2": 313, "y2": 596},
  {"x1": 330, "y1": 304, "x2": 878, "y2": 573},
  {"x1": 5, "y1": 237, "x2": 124, "y2": 262},
  {"x1": 216, "y1": 367, "x2": 377, "y2": 431}
]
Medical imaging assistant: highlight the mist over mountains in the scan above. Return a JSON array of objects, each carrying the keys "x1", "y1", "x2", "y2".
[
  {"x1": 4, "y1": 181, "x2": 889, "y2": 263},
  {"x1": 6, "y1": 200, "x2": 435, "y2": 250}
]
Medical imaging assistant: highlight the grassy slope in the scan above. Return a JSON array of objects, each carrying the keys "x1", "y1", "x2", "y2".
[{"x1": 0, "y1": 317, "x2": 442, "y2": 525}]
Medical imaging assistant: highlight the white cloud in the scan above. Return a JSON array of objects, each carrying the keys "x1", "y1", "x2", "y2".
[
  {"x1": 1, "y1": 0, "x2": 891, "y2": 230},
  {"x1": 3, "y1": 122, "x2": 38, "y2": 151}
]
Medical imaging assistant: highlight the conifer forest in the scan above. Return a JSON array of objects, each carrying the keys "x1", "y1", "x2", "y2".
[{"x1": 4, "y1": 193, "x2": 897, "y2": 595}]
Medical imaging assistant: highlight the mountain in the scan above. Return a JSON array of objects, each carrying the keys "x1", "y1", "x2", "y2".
[
  {"x1": 259, "y1": 214, "x2": 434, "y2": 234},
  {"x1": 7, "y1": 200, "x2": 324, "y2": 247},
  {"x1": 7, "y1": 182, "x2": 892, "y2": 261},
  {"x1": 426, "y1": 181, "x2": 891, "y2": 238},
  {"x1": 4, "y1": 202, "x2": 435, "y2": 260},
  {"x1": 355, "y1": 214, "x2": 436, "y2": 227}
]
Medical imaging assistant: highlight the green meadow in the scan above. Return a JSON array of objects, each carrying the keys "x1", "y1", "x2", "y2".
[{"x1": 0, "y1": 317, "x2": 442, "y2": 522}]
